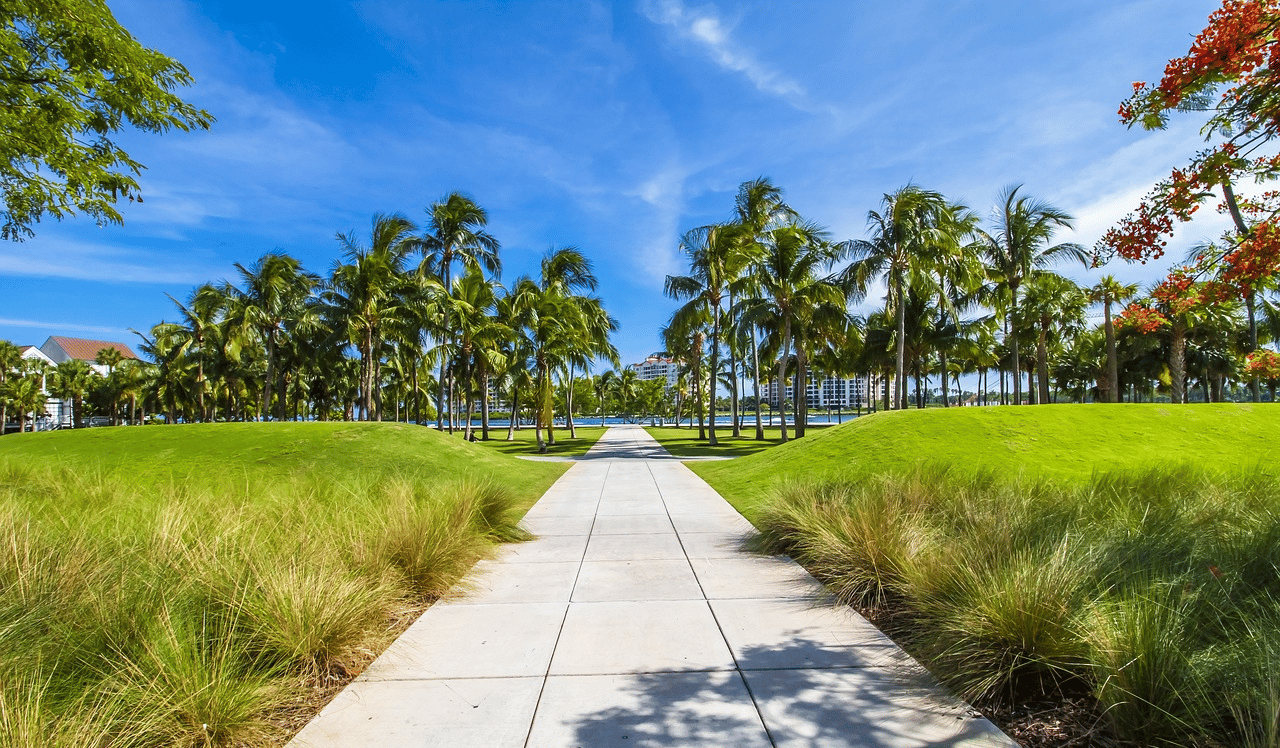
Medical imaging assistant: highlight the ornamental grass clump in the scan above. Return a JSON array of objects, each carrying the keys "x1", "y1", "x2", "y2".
[
  {"x1": 757, "y1": 465, "x2": 1280, "y2": 746},
  {"x1": 0, "y1": 458, "x2": 525, "y2": 747}
]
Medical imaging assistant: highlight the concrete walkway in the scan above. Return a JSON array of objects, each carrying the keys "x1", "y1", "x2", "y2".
[{"x1": 290, "y1": 426, "x2": 1013, "y2": 748}]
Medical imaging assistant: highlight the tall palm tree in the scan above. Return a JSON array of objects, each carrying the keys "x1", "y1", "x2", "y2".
[
  {"x1": 977, "y1": 185, "x2": 1088, "y2": 405},
  {"x1": 1090, "y1": 275, "x2": 1140, "y2": 403},
  {"x1": 226, "y1": 253, "x2": 318, "y2": 420},
  {"x1": 1022, "y1": 273, "x2": 1089, "y2": 403},
  {"x1": 421, "y1": 192, "x2": 500, "y2": 429},
  {"x1": 842, "y1": 185, "x2": 950, "y2": 410},
  {"x1": 49, "y1": 359, "x2": 96, "y2": 427},
  {"x1": 665, "y1": 223, "x2": 739, "y2": 445},
  {"x1": 164, "y1": 284, "x2": 225, "y2": 421},
  {"x1": 739, "y1": 220, "x2": 847, "y2": 440},
  {"x1": 595, "y1": 369, "x2": 617, "y2": 426},
  {"x1": 0, "y1": 340, "x2": 22, "y2": 432},
  {"x1": 6, "y1": 373, "x2": 45, "y2": 433},
  {"x1": 325, "y1": 214, "x2": 421, "y2": 421},
  {"x1": 508, "y1": 247, "x2": 605, "y2": 452}
]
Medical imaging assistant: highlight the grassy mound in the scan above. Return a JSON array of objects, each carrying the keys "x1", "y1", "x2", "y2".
[
  {"x1": 0, "y1": 422, "x2": 568, "y2": 746},
  {"x1": 689, "y1": 404, "x2": 1280, "y2": 517},
  {"x1": 0, "y1": 421, "x2": 567, "y2": 507}
]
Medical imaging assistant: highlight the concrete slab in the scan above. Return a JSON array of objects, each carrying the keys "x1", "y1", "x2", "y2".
[
  {"x1": 595, "y1": 499, "x2": 669, "y2": 516},
  {"x1": 360, "y1": 602, "x2": 567, "y2": 680},
  {"x1": 689, "y1": 555, "x2": 826, "y2": 600},
  {"x1": 678, "y1": 531, "x2": 755, "y2": 559},
  {"x1": 590, "y1": 514, "x2": 675, "y2": 535},
  {"x1": 449, "y1": 560, "x2": 580, "y2": 605},
  {"x1": 549, "y1": 600, "x2": 735, "y2": 674},
  {"x1": 584, "y1": 533, "x2": 687, "y2": 562},
  {"x1": 495, "y1": 534, "x2": 590, "y2": 563},
  {"x1": 571, "y1": 559, "x2": 704, "y2": 602},
  {"x1": 520, "y1": 513, "x2": 595, "y2": 536},
  {"x1": 743, "y1": 668, "x2": 1010, "y2": 748},
  {"x1": 522, "y1": 500, "x2": 600, "y2": 517},
  {"x1": 709, "y1": 598, "x2": 911, "y2": 670},
  {"x1": 289, "y1": 677, "x2": 543, "y2": 748},
  {"x1": 669, "y1": 512, "x2": 755, "y2": 534},
  {"x1": 527, "y1": 672, "x2": 773, "y2": 748}
]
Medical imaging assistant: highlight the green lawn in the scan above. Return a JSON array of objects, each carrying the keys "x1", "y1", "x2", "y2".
[
  {"x1": 644, "y1": 424, "x2": 834, "y2": 458},
  {"x1": 689, "y1": 403, "x2": 1280, "y2": 518},
  {"x1": 467, "y1": 424, "x2": 607, "y2": 457},
  {"x1": 0, "y1": 420, "x2": 569, "y2": 509}
]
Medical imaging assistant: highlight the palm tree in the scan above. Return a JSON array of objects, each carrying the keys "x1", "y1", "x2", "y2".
[
  {"x1": 508, "y1": 247, "x2": 605, "y2": 452},
  {"x1": 6, "y1": 373, "x2": 45, "y2": 432},
  {"x1": 739, "y1": 220, "x2": 847, "y2": 440},
  {"x1": 978, "y1": 185, "x2": 1088, "y2": 406},
  {"x1": 665, "y1": 223, "x2": 740, "y2": 445},
  {"x1": 0, "y1": 340, "x2": 21, "y2": 432},
  {"x1": 325, "y1": 214, "x2": 421, "y2": 421},
  {"x1": 1090, "y1": 275, "x2": 1140, "y2": 403},
  {"x1": 421, "y1": 192, "x2": 500, "y2": 429},
  {"x1": 94, "y1": 347, "x2": 125, "y2": 424},
  {"x1": 49, "y1": 359, "x2": 96, "y2": 427},
  {"x1": 226, "y1": 253, "x2": 318, "y2": 420},
  {"x1": 1022, "y1": 273, "x2": 1089, "y2": 403},
  {"x1": 595, "y1": 369, "x2": 617, "y2": 426},
  {"x1": 842, "y1": 185, "x2": 950, "y2": 410}
]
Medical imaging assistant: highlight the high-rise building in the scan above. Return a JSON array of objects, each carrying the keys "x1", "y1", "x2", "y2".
[
  {"x1": 630, "y1": 353, "x2": 678, "y2": 388},
  {"x1": 766, "y1": 375, "x2": 866, "y2": 409}
]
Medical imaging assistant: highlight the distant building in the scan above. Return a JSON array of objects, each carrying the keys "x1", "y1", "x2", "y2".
[
  {"x1": 767, "y1": 375, "x2": 866, "y2": 409},
  {"x1": 630, "y1": 353, "x2": 678, "y2": 389},
  {"x1": 40, "y1": 336, "x2": 138, "y2": 376},
  {"x1": 15, "y1": 345, "x2": 65, "y2": 427}
]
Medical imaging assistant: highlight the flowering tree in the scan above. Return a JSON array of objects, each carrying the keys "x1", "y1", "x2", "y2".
[
  {"x1": 1245, "y1": 348, "x2": 1280, "y2": 398},
  {"x1": 1098, "y1": 0, "x2": 1280, "y2": 400}
]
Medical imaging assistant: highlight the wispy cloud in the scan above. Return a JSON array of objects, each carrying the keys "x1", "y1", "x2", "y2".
[
  {"x1": 0, "y1": 318, "x2": 129, "y2": 336},
  {"x1": 641, "y1": 0, "x2": 804, "y2": 101},
  {"x1": 0, "y1": 236, "x2": 224, "y2": 285}
]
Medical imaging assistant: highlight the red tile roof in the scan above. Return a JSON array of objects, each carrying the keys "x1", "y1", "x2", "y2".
[{"x1": 44, "y1": 336, "x2": 138, "y2": 362}]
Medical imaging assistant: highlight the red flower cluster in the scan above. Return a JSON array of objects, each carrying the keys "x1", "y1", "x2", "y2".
[
  {"x1": 1151, "y1": 266, "x2": 1207, "y2": 313},
  {"x1": 1116, "y1": 302, "x2": 1169, "y2": 334},
  {"x1": 1245, "y1": 349, "x2": 1280, "y2": 380},
  {"x1": 1222, "y1": 218, "x2": 1280, "y2": 284},
  {"x1": 1157, "y1": 0, "x2": 1275, "y2": 108}
]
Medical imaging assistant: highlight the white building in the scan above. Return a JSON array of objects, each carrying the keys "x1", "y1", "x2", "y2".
[
  {"x1": 767, "y1": 375, "x2": 866, "y2": 409},
  {"x1": 630, "y1": 353, "x2": 678, "y2": 389},
  {"x1": 39, "y1": 336, "x2": 137, "y2": 376}
]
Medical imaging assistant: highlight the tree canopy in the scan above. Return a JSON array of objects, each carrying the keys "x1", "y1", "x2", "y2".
[{"x1": 0, "y1": 0, "x2": 213, "y2": 240}]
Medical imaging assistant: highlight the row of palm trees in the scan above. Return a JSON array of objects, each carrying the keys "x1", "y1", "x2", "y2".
[
  {"x1": 660, "y1": 179, "x2": 1278, "y2": 442},
  {"x1": 1, "y1": 193, "x2": 619, "y2": 449}
]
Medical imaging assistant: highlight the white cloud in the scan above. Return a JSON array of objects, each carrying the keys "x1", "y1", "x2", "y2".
[
  {"x1": 641, "y1": 0, "x2": 805, "y2": 101},
  {"x1": 0, "y1": 318, "x2": 128, "y2": 336},
  {"x1": 0, "y1": 235, "x2": 224, "y2": 285}
]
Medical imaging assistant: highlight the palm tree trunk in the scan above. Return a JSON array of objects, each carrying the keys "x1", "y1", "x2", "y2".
[
  {"x1": 940, "y1": 351, "x2": 949, "y2": 407},
  {"x1": 1037, "y1": 321, "x2": 1051, "y2": 405},
  {"x1": 795, "y1": 342, "x2": 808, "y2": 438},
  {"x1": 708, "y1": 308, "x2": 720, "y2": 446},
  {"x1": 481, "y1": 374, "x2": 491, "y2": 440},
  {"x1": 437, "y1": 339, "x2": 447, "y2": 430},
  {"x1": 752, "y1": 329, "x2": 764, "y2": 441},
  {"x1": 777, "y1": 318, "x2": 792, "y2": 442},
  {"x1": 1222, "y1": 180, "x2": 1261, "y2": 403},
  {"x1": 263, "y1": 330, "x2": 277, "y2": 421},
  {"x1": 1009, "y1": 286, "x2": 1022, "y2": 406},
  {"x1": 1104, "y1": 298, "x2": 1118, "y2": 403},
  {"x1": 507, "y1": 388, "x2": 519, "y2": 441},
  {"x1": 1170, "y1": 321, "x2": 1187, "y2": 404},
  {"x1": 566, "y1": 367, "x2": 577, "y2": 439}
]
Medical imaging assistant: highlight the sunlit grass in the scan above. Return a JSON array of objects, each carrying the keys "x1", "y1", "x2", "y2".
[
  {"x1": 0, "y1": 422, "x2": 566, "y2": 747},
  {"x1": 756, "y1": 466, "x2": 1280, "y2": 746}
]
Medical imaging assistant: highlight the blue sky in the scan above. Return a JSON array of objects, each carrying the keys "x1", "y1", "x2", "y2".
[{"x1": 0, "y1": 0, "x2": 1230, "y2": 367}]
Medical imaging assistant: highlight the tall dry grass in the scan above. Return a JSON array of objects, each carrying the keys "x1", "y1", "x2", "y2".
[
  {"x1": 758, "y1": 465, "x2": 1280, "y2": 747},
  {"x1": 0, "y1": 460, "x2": 524, "y2": 747}
]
